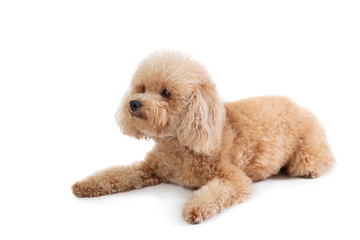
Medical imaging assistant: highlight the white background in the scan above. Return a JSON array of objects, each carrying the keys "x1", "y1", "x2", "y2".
[{"x1": 1, "y1": 0, "x2": 359, "y2": 239}]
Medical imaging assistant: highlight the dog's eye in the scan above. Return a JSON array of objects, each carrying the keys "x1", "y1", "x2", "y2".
[
  {"x1": 161, "y1": 89, "x2": 171, "y2": 98},
  {"x1": 142, "y1": 86, "x2": 145, "y2": 93}
]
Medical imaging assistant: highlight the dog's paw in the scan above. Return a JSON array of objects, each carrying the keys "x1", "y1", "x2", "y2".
[
  {"x1": 304, "y1": 171, "x2": 320, "y2": 179},
  {"x1": 182, "y1": 204, "x2": 217, "y2": 224},
  {"x1": 72, "y1": 182, "x2": 87, "y2": 197},
  {"x1": 71, "y1": 180, "x2": 103, "y2": 198}
]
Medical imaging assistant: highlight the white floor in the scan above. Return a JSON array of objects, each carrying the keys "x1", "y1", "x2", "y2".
[{"x1": 2, "y1": 160, "x2": 356, "y2": 240}]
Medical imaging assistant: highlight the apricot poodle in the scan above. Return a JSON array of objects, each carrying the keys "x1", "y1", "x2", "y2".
[{"x1": 72, "y1": 51, "x2": 334, "y2": 224}]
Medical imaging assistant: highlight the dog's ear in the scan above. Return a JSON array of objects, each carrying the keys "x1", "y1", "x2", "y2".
[{"x1": 177, "y1": 83, "x2": 225, "y2": 155}]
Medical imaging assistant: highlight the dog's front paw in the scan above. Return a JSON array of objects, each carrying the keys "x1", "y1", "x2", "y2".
[
  {"x1": 182, "y1": 203, "x2": 217, "y2": 224},
  {"x1": 71, "y1": 180, "x2": 104, "y2": 198},
  {"x1": 72, "y1": 181, "x2": 88, "y2": 197}
]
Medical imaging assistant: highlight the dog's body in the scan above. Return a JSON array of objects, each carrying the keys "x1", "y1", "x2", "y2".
[{"x1": 72, "y1": 51, "x2": 333, "y2": 224}]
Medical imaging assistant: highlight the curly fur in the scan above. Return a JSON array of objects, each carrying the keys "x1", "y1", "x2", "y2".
[{"x1": 72, "y1": 51, "x2": 334, "y2": 224}]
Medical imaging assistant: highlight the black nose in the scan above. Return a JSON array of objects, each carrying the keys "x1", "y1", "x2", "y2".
[{"x1": 129, "y1": 100, "x2": 142, "y2": 112}]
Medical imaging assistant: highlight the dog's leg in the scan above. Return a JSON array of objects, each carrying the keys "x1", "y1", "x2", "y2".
[
  {"x1": 72, "y1": 160, "x2": 161, "y2": 197},
  {"x1": 287, "y1": 128, "x2": 334, "y2": 179},
  {"x1": 182, "y1": 168, "x2": 252, "y2": 224}
]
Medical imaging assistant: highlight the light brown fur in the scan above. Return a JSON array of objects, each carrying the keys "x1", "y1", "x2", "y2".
[{"x1": 72, "y1": 51, "x2": 334, "y2": 224}]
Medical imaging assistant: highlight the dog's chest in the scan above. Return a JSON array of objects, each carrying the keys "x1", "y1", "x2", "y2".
[{"x1": 156, "y1": 151, "x2": 213, "y2": 188}]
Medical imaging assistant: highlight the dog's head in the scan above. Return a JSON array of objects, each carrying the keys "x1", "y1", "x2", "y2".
[{"x1": 115, "y1": 51, "x2": 225, "y2": 155}]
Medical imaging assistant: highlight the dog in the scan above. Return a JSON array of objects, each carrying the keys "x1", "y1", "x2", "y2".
[{"x1": 72, "y1": 51, "x2": 334, "y2": 224}]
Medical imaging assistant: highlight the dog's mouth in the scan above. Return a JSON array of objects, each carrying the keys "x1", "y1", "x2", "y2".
[{"x1": 129, "y1": 109, "x2": 145, "y2": 119}]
